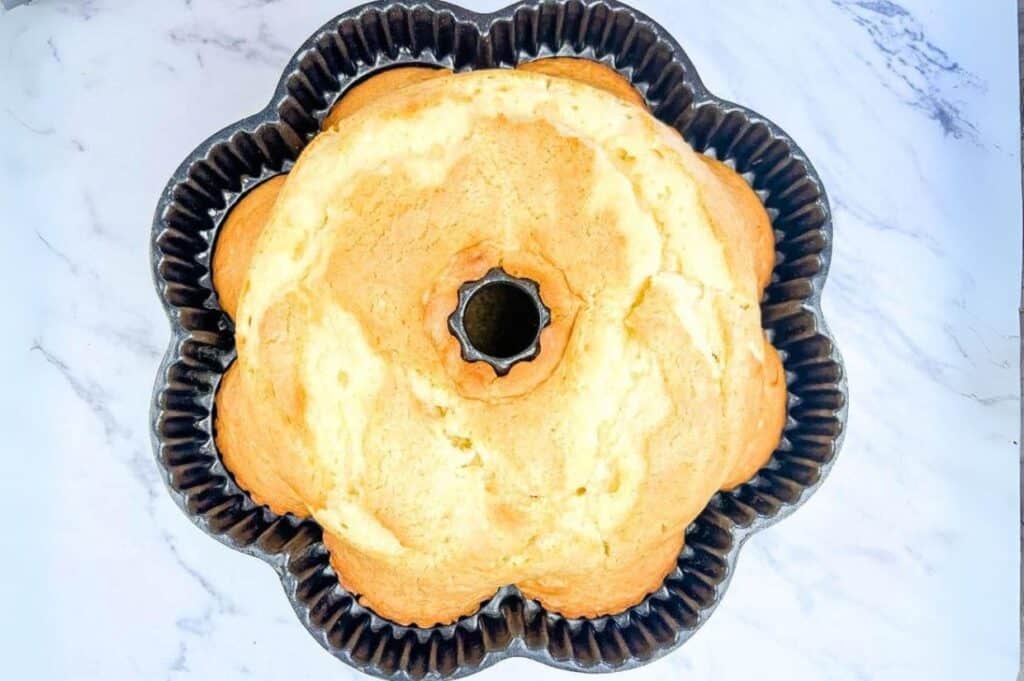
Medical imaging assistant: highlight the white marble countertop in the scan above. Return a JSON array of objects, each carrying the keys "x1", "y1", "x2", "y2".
[{"x1": 2, "y1": 0, "x2": 1020, "y2": 679}]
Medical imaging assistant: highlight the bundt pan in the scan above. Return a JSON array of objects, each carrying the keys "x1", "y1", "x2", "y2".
[{"x1": 150, "y1": 0, "x2": 847, "y2": 677}]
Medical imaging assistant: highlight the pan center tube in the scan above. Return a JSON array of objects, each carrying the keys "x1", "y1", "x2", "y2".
[{"x1": 447, "y1": 267, "x2": 551, "y2": 376}]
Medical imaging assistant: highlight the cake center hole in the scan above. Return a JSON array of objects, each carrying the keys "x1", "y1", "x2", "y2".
[{"x1": 462, "y1": 282, "x2": 541, "y2": 359}]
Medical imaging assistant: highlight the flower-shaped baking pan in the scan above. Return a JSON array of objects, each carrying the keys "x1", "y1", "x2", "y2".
[{"x1": 150, "y1": 0, "x2": 847, "y2": 677}]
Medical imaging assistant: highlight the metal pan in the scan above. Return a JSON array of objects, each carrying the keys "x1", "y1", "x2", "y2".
[{"x1": 150, "y1": 1, "x2": 847, "y2": 677}]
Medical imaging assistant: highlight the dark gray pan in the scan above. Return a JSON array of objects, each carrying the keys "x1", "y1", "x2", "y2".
[{"x1": 150, "y1": 1, "x2": 847, "y2": 677}]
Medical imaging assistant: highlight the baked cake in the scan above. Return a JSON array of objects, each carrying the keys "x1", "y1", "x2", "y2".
[{"x1": 212, "y1": 60, "x2": 786, "y2": 626}]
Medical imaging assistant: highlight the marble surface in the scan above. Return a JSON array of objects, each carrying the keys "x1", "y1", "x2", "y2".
[{"x1": 1, "y1": 0, "x2": 1020, "y2": 679}]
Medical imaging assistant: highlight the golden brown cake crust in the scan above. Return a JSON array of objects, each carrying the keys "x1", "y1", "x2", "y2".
[
  {"x1": 518, "y1": 57, "x2": 646, "y2": 108},
  {"x1": 322, "y1": 66, "x2": 446, "y2": 130},
  {"x1": 213, "y1": 62, "x2": 784, "y2": 626},
  {"x1": 212, "y1": 175, "x2": 286, "y2": 321},
  {"x1": 699, "y1": 155, "x2": 776, "y2": 292}
]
